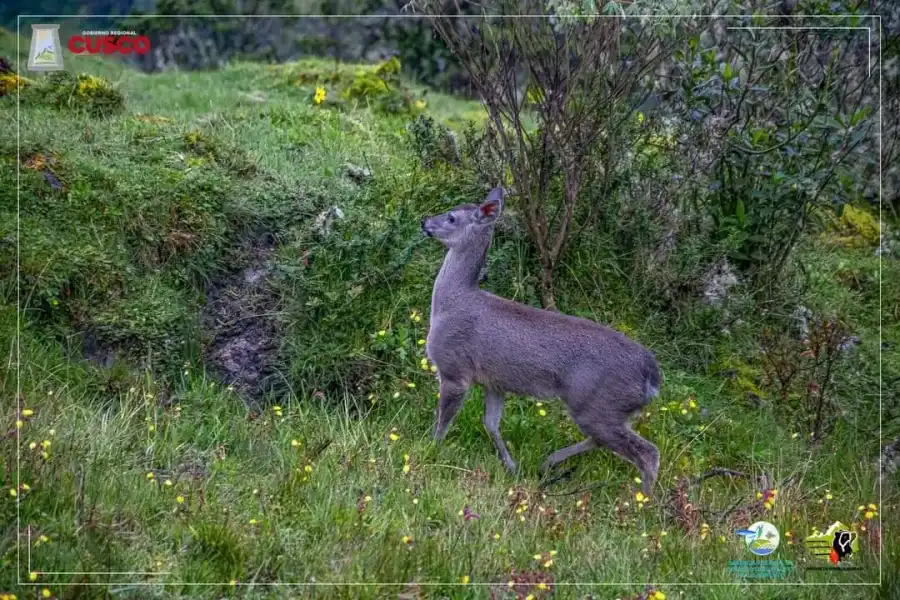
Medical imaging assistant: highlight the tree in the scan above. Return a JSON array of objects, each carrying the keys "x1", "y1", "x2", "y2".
[{"x1": 412, "y1": 0, "x2": 675, "y2": 309}]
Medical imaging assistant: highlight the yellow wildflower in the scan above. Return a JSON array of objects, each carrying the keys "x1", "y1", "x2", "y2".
[
  {"x1": 864, "y1": 511, "x2": 875, "y2": 519},
  {"x1": 538, "y1": 409, "x2": 547, "y2": 416},
  {"x1": 401, "y1": 535, "x2": 412, "y2": 544},
  {"x1": 15, "y1": 420, "x2": 23, "y2": 429},
  {"x1": 402, "y1": 464, "x2": 410, "y2": 474},
  {"x1": 146, "y1": 472, "x2": 155, "y2": 480},
  {"x1": 868, "y1": 503, "x2": 878, "y2": 510},
  {"x1": 29, "y1": 571, "x2": 38, "y2": 581},
  {"x1": 430, "y1": 365, "x2": 437, "y2": 373},
  {"x1": 22, "y1": 409, "x2": 34, "y2": 417},
  {"x1": 537, "y1": 582, "x2": 548, "y2": 590},
  {"x1": 29, "y1": 442, "x2": 37, "y2": 450},
  {"x1": 461, "y1": 575, "x2": 470, "y2": 584},
  {"x1": 653, "y1": 592, "x2": 666, "y2": 600},
  {"x1": 291, "y1": 439, "x2": 301, "y2": 447},
  {"x1": 389, "y1": 432, "x2": 400, "y2": 441},
  {"x1": 176, "y1": 495, "x2": 184, "y2": 504},
  {"x1": 418, "y1": 339, "x2": 426, "y2": 345},
  {"x1": 304, "y1": 465, "x2": 313, "y2": 473},
  {"x1": 493, "y1": 533, "x2": 501, "y2": 540},
  {"x1": 313, "y1": 87, "x2": 326, "y2": 105}
]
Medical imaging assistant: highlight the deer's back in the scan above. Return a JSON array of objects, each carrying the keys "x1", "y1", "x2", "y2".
[{"x1": 428, "y1": 291, "x2": 655, "y2": 400}]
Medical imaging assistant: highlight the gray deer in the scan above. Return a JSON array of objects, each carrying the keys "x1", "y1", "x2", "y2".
[{"x1": 422, "y1": 187, "x2": 662, "y2": 495}]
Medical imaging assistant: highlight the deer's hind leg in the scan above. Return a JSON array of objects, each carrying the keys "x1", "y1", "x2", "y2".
[
  {"x1": 483, "y1": 387, "x2": 517, "y2": 474},
  {"x1": 570, "y1": 401, "x2": 660, "y2": 496}
]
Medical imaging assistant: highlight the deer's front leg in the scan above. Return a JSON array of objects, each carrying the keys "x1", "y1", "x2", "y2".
[{"x1": 432, "y1": 377, "x2": 468, "y2": 442}]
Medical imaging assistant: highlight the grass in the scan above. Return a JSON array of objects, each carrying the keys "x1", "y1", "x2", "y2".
[{"x1": 1, "y1": 27, "x2": 898, "y2": 600}]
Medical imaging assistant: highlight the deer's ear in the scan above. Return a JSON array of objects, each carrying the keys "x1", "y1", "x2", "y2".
[{"x1": 477, "y1": 187, "x2": 504, "y2": 223}]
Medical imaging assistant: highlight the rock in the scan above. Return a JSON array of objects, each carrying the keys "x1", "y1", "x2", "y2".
[
  {"x1": 701, "y1": 259, "x2": 739, "y2": 307},
  {"x1": 345, "y1": 163, "x2": 372, "y2": 184}
]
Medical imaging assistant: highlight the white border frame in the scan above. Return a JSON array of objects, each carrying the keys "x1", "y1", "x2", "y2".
[{"x1": 14, "y1": 11, "x2": 883, "y2": 591}]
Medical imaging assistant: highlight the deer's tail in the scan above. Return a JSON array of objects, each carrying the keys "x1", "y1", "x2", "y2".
[{"x1": 642, "y1": 351, "x2": 662, "y2": 404}]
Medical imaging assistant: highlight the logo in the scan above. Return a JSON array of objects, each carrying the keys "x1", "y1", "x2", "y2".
[
  {"x1": 27, "y1": 24, "x2": 64, "y2": 71},
  {"x1": 805, "y1": 521, "x2": 859, "y2": 564},
  {"x1": 736, "y1": 521, "x2": 780, "y2": 556},
  {"x1": 68, "y1": 32, "x2": 151, "y2": 56}
]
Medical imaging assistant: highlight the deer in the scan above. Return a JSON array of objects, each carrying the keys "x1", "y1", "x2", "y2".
[{"x1": 421, "y1": 187, "x2": 662, "y2": 496}]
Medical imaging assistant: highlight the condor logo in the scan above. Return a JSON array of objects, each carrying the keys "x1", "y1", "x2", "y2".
[{"x1": 68, "y1": 33, "x2": 151, "y2": 55}]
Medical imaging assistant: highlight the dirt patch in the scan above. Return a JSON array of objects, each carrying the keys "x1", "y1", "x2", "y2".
[{"x1": 201, "y1": 231, "x2": 282, "y2": 405}]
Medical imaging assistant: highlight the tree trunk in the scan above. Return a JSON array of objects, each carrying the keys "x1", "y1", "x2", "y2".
[{"x1": 539, "y1": 263, "x2": 557, "y2": 311}]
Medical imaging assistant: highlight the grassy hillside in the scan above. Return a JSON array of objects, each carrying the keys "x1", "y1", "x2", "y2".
[{"x1": 1, "y1": 26, "x2": 898, "y2": 600}]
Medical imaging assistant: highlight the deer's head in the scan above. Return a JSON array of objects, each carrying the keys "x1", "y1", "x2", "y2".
[{"x1": 421, "y1": 187, "x2": 504, "y2": 250}]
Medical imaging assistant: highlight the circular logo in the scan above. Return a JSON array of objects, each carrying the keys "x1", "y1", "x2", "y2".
[{"x1": 740, "y1": 521, "x2": 780, "y2": 556}]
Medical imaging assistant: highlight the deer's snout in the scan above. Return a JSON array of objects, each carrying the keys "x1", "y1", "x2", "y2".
[{"x1": 421, "y1": 218, "x2": 433, "y2": 236}]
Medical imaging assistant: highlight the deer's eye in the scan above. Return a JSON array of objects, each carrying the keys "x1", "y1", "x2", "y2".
[{"x1": 447, "y1": 214, "x2": 455, "y2": 223}]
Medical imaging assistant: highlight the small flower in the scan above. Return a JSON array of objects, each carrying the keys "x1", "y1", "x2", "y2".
[
  {"x1": 826, "y1": 493, "x2": 833, "y2": 500},
  {"x1": 389, "y1": 430, "x2": 400, "y2": 441},
  {"x1": 15, "y1": 420, "x2": 23, "y2": 429},
  {"x1": 176, "y1": 495, "x2": 185, "y2": 504},
  {"x1": 146, "y1": 472, "x2": 155, "y2": 480},
  {"x1": 42, "y1": 589, "x2": 51, "y2": 598},
  {"x1": 249, "y1": 518, "x2": 258, "y2": 525},
  {"x1": 377, "y1": 330, "x2": 386, "y2": 337},
  {"x1": 313, "y1": 87, "x2": 326, "y2": 105},
  {"x1": 681, "y1": 408, "x2": 688, "y2": 415},
  {"x1": 537, "y1": 582, "x2": 548, "y2": 590},
  {"x1": 417, "y1": 339, "x2": 426, "y2": 345},
  {"x1": 700, "y1": 523, "x2": 711, "y2": 540},
  {"x1": 164, "y1": 479, "x2": 173, "y2": 487},
  {"x1": 865, "y1": 511, "x2": 875, "y2": 519},
  {"x1": 29, "y1": 571, "x2": 38, "y2": 581},
  {"x1": 792, "y1": 432, "x2": 800, "y2": 439},
  {"x1": 538, "y1": 409, "x2": 547, "y2": 416},
  {"x1": 407, "y1": 382, "x2": 416, "y2": 389},
  {"x1": 22, "y1": 409, "x2": 34, "y2": 417},
  {"x1": 402, "y1": 464, "x2": 410, "y2": 474},
  {"x1": 868, "y1": 503, "x2": 878, "y2": 510},
  {"x1": 364, "y1": 495, "x2": 372, "y2": 502},
  {"x1": 29, "y1": 442, "x2": 37, "y2": 450},
  {"x1": 401, "y1": 535, "x2": 412, "y2": 544},
  {"x1": 493, "y1": 533, "x2": 501, "y2": 540},
  {"x1": 430, "y1": 365, "x2": 437, "y2": 373},
  {"x1": 304, "y1": 465, "x2": 313, "y2": 473},
  {"x1": 461, "y1": 575, "x2": 470, "y2": 585},
  {"x1": 634, "y1": 477, "x2": 642, "y2": 484},
  {"x1": 652, "y1": 592, "x2": 666, "y2": 600},
  {"x1": 291, "y1": 439, "x2": 301, "y2": 447},
  {"x1": 393, "y1": 392, "x2": 400, "y2": 399}
]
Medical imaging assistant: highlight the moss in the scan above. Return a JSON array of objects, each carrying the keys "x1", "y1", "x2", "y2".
[
  {"x1": 828, "y1": 204, "x2": 880, "y2": 248},
  {"x1": 38, "y1": 72, "x2": 125, "y2": 117}
]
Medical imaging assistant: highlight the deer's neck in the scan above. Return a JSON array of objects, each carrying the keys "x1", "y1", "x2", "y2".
[{"x1": 431, "y1": 231, "x2": 491, "y2": 318}]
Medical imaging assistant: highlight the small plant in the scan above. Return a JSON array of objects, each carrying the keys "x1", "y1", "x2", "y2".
[{"x1": 760, "y1": 313, "x2": 853, "y2": 440}]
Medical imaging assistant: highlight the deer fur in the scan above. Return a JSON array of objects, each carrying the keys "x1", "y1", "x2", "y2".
[{"x1": 422, "y1": 187, "x2": 662, "y2": 495}]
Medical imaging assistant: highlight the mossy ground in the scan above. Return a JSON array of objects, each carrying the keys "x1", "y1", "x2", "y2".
[{"x1": 0, "y1": 27, "x2": 897, "y2": 600}]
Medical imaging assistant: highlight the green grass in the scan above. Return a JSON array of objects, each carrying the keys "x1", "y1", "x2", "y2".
[{"x1": 1, "y1": 28, "x2": 898, "y2": 600}]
